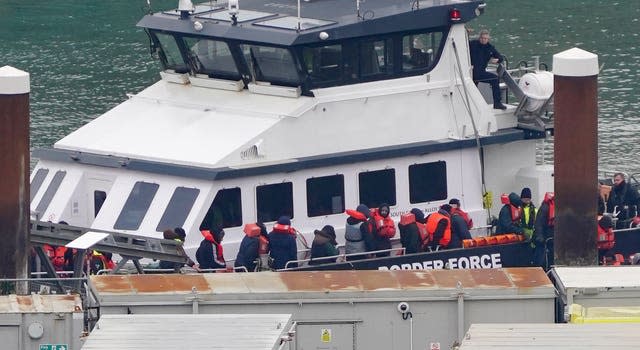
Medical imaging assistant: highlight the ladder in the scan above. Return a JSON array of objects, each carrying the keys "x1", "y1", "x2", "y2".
[{"x1": 30, "y1": 220, "x2": 187, "y2": 278}]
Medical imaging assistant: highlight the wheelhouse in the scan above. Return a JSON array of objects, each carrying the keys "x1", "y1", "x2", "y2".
[{"x1": 140, "y1": 0, "x2": 484, "y2": 95}]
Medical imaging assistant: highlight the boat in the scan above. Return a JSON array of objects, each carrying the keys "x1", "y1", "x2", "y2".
[{"x1": 29, "y1": 0, "x2": 557, "y2": 265}]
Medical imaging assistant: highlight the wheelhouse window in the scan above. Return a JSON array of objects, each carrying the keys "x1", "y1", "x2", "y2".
[
  {"x1": 402, "y1": 31, "x2": 444, "y2": 71},
  {"x1": 153, "y1": 32, "x2": 188, "y2": 72},
  {"x1": 307, "y1": 175, "x2": 345, "y2": 217},
  {"x1": 30, "y1": 168, "x2": 49, "y2": 202},
  {"x1": 409, "y1": 161, "x2": 448, "y2": 203},
  {"x1": 256, "y1": 182, "x2": 293, "y2": 223},
  {"x1": 358, "y1": 169, "x2": 396, "y2": 208},
  {"x1": 302, "y1": 44, "x2": 342, "y2": 85},
  {"x1": 114, "y1": 182, "x2": 159, "y2": 230},
  {"x1": 200, "y1": 188, "x2": 242, "y2": 230},
  {"x1": 157, "y1": 187, "x2": 200, "y2": 232},
  {"x1": 34, "y1": 170, "x2": 66, "y2": 216},
  {"x1": 359, "y1": 39, "x2": 393, "y2": 77},
  {"x1": 241, "y1": 44, "x2": 301, "y2": 86},
  {"x1": 184, "y1": 37, "x2": 240, "y2": 80}
]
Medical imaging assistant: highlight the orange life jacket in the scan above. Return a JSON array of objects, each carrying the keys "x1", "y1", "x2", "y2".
[
  {"x1": 43, "y1": 245, "x2": 68, "y2": 271},
  {"x1": 597, "y1": 221, "x2": 615, "y2": 250},
  {"x1": 258, "y1": 235, "x2": 269, "y2": 255},
  {"x1": 273, "y1": 223, "x2": 296, "y2": 235},
  {"x1": 426, "y1": 212, "x2": 451, "y2": 247},
  {"x1": 544, "y1": 192, "x2": 555, "y2": 226},
  {"x1": 346, "y1": 209, "x2": 368, "y2": 221},
  {"x1": 509, "y1": 205, "x2": 522, "y2": 224},
  {"x1": 451, "y1": 208, "x2": 473, "y2": 229},
  {"x1": 373, "y1": 212, "x2": 396, "y2": 238},
  {"x1": 201, "y1": 230, "x2": 226, "y2": 266}
]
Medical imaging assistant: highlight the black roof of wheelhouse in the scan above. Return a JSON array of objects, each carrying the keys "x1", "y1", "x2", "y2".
[{"x1": 138, "y1": 0, "x2": 485, "y2": 46}]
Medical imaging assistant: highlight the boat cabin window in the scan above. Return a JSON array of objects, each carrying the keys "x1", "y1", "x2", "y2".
[
  {"x1": 359, "y1": 39, "x2": 393, "y2": 77},
  {"x1": 241, "y1": 44, "x2": 301, "y2": 86},
  {"x1": 184, "y1": 37, "x2": 241, "y2": 80},
  {"x1": 154, "y1": 32, "x2": 189, "y2": 73},
  {"x1": 409, "y1": 161, "x2": 448, "y2": 203},
  {"x1": 34, "y1": 170, "x2": 67, "y2": 216},
  {"x1": 402, "y1": 31, "x2": 443, "y2": 71},
  {"x1": 30, "y1": 168, "x2": 49, "y2": 202},
  {"x1": 200, "y1": 187, "x2": 242, "y2": 230},
  {"x1": 114, "y1": 182, "x2": 159, "y2": 230},
  {"x1": 358, "y1": 169, "x2": 397, "y2": 208},
  {"x1": 302, "y1": 44, "x2": 342, "y2": 85},
  {"x1": 156, "y1": 187, "x2": 200, "y2": 232},
  {"x1": 256, "y1": 182, "x2": 294, "y2": 223},
  {"x1": 94, "y1": 191, "x2": 107, "y2": 218},
  {"x1": 306, "y1": 175, "x2": 345, "y2": 217}
]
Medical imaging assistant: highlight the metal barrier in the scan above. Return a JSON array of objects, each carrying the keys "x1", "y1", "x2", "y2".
[{"x1": 283, "y1": 247, "x2": 406, "y2": 269}]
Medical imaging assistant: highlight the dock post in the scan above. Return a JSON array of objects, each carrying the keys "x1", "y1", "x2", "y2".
[
  {"x1": 0, "y1": 66, "x2": 30, "y2": 294},
  {"x1": 553, "y1": 48, "x2": 599, "y2": 266}
]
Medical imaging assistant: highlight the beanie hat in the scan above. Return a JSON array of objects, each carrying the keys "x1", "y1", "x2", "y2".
[
  {"x1": 321, "y1": 225, "x2": 337, "y2": 245},
  {"x1": 277, "y1": 216, "x2": 291, "y2": 226},
  {"x1": 449, "y1": 198, "x2": 460, "y2": 207},
  {"x1": 440, "y1": 204, "x2": 452, "y2": 213},
  {"x1": 599, "y1": 215, "x2": 613, "y2": 230},
  {"x1": 520, "y1": 187, "x2": 532, "y2": 199},
  {"x1": 410, "y1": 208, "x2": 425, "y2": 222},
  {"x1": 174, "y1": 227, "x2": 186, "y2": 241},
  {"x1": 356, "y1": 204, "x2": 371, "y2": 219}
]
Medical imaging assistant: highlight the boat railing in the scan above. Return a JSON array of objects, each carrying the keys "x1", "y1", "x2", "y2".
[{"x1": 283, "y1": 247, "x2": 406, "y2": 270}]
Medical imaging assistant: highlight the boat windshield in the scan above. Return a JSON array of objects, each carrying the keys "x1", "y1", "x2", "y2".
[
  {"x1": 240, "y1": 44, "x2": 301, "y2": 86},
  {"x1": 184, "y1": 37, "x2": 241, "y2": 80},
  {"x1": 154, "y1": 32, "x2": 189, "y2": 73}
]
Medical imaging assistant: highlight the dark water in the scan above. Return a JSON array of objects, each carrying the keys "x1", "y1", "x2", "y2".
[{"x1": 1, "y1": 0, "x2": 638, "y2": 171}]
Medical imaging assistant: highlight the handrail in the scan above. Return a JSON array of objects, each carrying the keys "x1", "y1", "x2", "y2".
[{"x1": 283, "y1": 247, "x2": 406, "y2": 269}]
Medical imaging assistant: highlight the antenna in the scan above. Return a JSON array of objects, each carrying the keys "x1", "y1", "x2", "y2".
[
  {"x1": 297, "y1": 0, "x2": 301, "y2": 32},
  {"x1": 146, "y1": 0, "x2": 153, "y2": 14},
  {"x1": 356, "y1": 0, "x2": 360, "y2": 19}
]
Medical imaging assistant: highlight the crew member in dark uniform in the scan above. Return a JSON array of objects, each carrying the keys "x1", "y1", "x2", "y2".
[{"x1": 469, "y1": 29, "x2": 507, "y2": 110}]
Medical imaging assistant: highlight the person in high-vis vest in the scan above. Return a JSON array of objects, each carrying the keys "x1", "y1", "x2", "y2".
[
  {"x1": 496, "y1": 192, "x2": 524, "y2": 235},
  {"x1": 398, "y1": 208, "x2": 426, "y2": 254},
  {"x1": 426, "y1": 204, "x2": 452, "y2": 250},
  {"x1": 597, "y1": 215, "x2": 615, "y2": 262},
  {"x1": 520, "y1": 187, "x2": 537, "y2": 242}
]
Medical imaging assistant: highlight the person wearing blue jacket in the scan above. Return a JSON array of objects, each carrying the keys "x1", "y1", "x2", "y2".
[{"x1": 268, "y1": 216, "x2": 298, "y2": 269}]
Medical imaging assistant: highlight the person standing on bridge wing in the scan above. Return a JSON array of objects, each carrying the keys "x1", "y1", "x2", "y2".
[{"x1": 469, "y1": 29, "x2": 507, "y2": 110}]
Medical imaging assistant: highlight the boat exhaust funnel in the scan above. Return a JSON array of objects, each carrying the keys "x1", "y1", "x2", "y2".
[
  {"x1": 553, "y1": 48, "x2": 599, "y2": 266},
  {"x1": 0, "y1": 66, "x2": 30, "y2": 293}
]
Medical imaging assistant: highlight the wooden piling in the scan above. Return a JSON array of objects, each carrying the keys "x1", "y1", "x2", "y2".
[
  {"x1": 553, "y1": 48, "x2": 599, "y2": 266},
  {"x1": 0, "y1": 66, "x2": 30, "y2": 293}
]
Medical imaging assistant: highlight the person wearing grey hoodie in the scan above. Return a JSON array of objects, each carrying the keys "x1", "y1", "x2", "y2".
[
  {"x1": 344, "y1": 204, "x2": 371, "y2": 261},
  {"x1": 496, "y1": 192, "x2": 524, "y2": 235}
]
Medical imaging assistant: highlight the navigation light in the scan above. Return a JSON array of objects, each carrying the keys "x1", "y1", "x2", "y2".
[{"x1": 449, "y1": 8, "x2": 461, "y2": 22}]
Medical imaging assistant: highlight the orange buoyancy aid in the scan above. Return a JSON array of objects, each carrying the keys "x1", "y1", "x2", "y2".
[
  {"x1": 597, "y1": 224, "x2": 615, "y2": 250},
  {"x1": 452, "y1": 208, "x2": 473, "y2": 229},
  {"x1": 273, "y1": 223, "x2": 296, "y2": 235},
  {"x1": 544, "y1": 192, "x2": 555, "y2": 226},
  {"x1": 201, "y1": 230, "x2": 226, "y2": 266},
  {"x1": 374, "y1": 214, "x2": 396, "y2": 238},
  {"x1": 346, "y1": 209, "x2": 368, "y2": 221},
  {"x1": 509, "y1": 204, "x2": 522, "y2": 224},
  {"x1": 43, "y1": 245, "x2": 68, "y2": 270},
  {"x1": 426, "y1": 212, "x2": 451, "y2": 247},
  {"x1": 416, "y1": 221, "x2": 429, "y2": 246},
  {"x1": 258, "y1": 235, "x2": 269, "y2": 255}
]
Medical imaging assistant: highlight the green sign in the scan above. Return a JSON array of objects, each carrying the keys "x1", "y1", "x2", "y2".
[{"x1": 39, "y1": 345, "x2": 68, "y2": 350}]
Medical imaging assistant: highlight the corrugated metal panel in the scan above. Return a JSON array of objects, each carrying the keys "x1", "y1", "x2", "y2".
[
  {"x1": 553, "y1": 266, "x2": 640, "y2": 289},
  {"x1": 0, "y1": 294, "x2": 82, "y2": 313},
  {"x1": 459, "y1": 323, "x2": 640, "y2": 349},
  {"x1": 81, "y1": 314, "x2": 292, "y2": 350},
  {"x1": 92, "y1": 268, "x2": 552, "y2": 297}
]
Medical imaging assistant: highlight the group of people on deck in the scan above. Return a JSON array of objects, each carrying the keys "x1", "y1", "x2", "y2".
[{"x1": 496, "y1": 188, "x2": 555, "y2": 267}]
